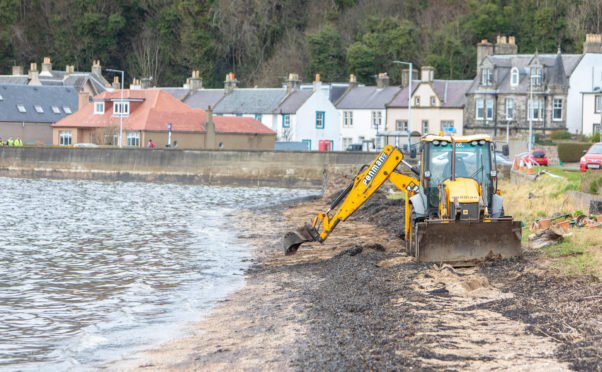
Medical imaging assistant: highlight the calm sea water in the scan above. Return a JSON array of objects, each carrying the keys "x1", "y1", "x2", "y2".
[{"x1": 0, "y1": 177, "x2": 315, "y2": 371}]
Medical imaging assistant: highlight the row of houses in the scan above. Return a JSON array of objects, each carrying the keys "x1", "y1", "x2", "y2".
[{"x1": 1, "y1": 34, "x2": 601, "y2": 150}]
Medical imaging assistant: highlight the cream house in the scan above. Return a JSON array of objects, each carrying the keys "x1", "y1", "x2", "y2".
[
  {"x1": 581, "y1": 90, "x2": 602, "y2": 135},
  {"x1": 385, "y1": 67, "x2": 471, "y2": 143}
]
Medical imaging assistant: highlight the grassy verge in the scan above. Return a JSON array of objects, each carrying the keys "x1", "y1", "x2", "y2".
[{"x1": 500, "y1": 175, "x2": 601, "y2": 278}]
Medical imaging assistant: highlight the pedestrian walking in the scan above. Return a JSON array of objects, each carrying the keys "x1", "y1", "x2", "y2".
[{"x1": 147, "y1": 139, "x2": 154, "y2": 149}]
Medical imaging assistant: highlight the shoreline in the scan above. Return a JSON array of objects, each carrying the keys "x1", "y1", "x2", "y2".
[{"x1": 108, "y1": 191, "x2": 601, "y2": 371}]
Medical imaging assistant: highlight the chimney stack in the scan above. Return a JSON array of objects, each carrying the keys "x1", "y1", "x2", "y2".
[
  {"x1": 12, "y1": 65, "x2": 23, "y2": 76},
  {"x1": 65, "y1": 65, "x2": 74, "y2": 76},
  {"x1": 78, "y1": 89, "x2": 90, "y2": 110},
  {"x1": 224, "y1": 72, "x2": 238, "y2": 94},
  {"x1": 420, "y1": 66, "x2": 434, "y2": 83},
  {"x1": 583, "y1": 33, "x2": 602, "y2": 54},
  {"x1": 92, "y1": 60, "x2": 102, "y2": 76},
  {"x1": 494, "y1": 35, "x2": 518, "y2": 55},
  {"x1": 204, "y1": 105, "x2": 216, "y2": 149},
  {"x1": 349, "y1": 74, "x2": 358, "y2": 89},
  {"x1": 313, "y1": 73, "x2": 321, "y2": 91},
  {"x1": 130, "y1": 79, "x2": 141, "y2": 90},
  {"x1": 401, "y1": 68, "x2": 418, "y2": 88},
  {"x1": 141, "y1": 77, "x2": 152, "y2": 89},
  {"x1": 476, "y1": 39, "x2": 494, "y2": 66},
  {"x1": 112, "y1": 76, "x2": 120, "y2": 89},
  {"x1": 189, "y1": 70, "x2": 202, "y2": 90},
  {"x1": 40, "y1": 57, "x2": 52, "y2": 77},
  {"x1": 376, "y1": 72, "x2": 390, "y2": 88},
  {"x1": 286, "y1": 73, "x2": 301, "y2": 93},
  {"x1": 28, "y1": 63, "x2": 41, "y2": 86}
]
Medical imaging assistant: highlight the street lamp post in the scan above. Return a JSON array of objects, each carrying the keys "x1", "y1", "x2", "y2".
[
  {"x1": 393, "y1": 60, "x2": 412, "y2": 152},
  {"x1": 106, "y1": 68, "x2": 124, "y2": 148},
  {"x1": 528, "y1": 69, "x2": 541, "y2": 153}
]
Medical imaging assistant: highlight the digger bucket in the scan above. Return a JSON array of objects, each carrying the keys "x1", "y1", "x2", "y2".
[
  {"x1": 283, "y1": 224, "x2": 318, "y2": 255},
  {"x1": 413, "y1": 219, "x2": 522, "y2": 265}
]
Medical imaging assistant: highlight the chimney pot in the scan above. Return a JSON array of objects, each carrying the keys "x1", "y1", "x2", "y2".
[
  {"x1": 224, "y1": 72, "x2": 238, "y2": 93},
  {"x1": 376, "y1": 72, "x2": 390, "y2": 88},
  {"x1": 315, "y1": 73, "x2": 320, "y2": 82},
  {"x1": 584, "y1": 33, "x2": 602, "y2": 53}
]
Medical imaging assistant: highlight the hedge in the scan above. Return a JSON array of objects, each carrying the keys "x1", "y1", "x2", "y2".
[{"x1": 557, "y1": 142, "x2": 592, "y2": 162}]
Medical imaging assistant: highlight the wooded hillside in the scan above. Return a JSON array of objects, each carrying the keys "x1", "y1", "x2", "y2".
[{"x1": 1, "y1": 0, "x2": 601, "y2": 87}]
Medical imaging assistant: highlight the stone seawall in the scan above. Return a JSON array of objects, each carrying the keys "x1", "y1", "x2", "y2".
[{"x1": 0, "y1": 147, "x2": 384, "y2": 189}]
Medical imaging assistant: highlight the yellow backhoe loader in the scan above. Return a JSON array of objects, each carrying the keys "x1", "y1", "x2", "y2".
[{"x1": 283, "y1": 134, "x2": 522, "y2": 265}]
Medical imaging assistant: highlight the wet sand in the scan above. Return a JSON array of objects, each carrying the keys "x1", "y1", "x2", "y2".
[{"x1": 110, "y1": 191, "x2": 601, "y2": 371}]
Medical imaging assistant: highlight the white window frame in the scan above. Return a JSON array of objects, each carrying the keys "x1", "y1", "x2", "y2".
[
  {"x1": 595, "y1": 95, "x2": 601, "y2": 113},
  {"x1": 395, "y1": 120, "x2": 408, "y2": 132},
  {"x1": 528, "y1": 98, "x2": 544, "y2": 121},
  {"x1": 511, "y1": 67, "x2": 519, "y2": 87},
  {"x1": 414, "y1": 96, "x2": 420, "y2": 106},
  {"x1": 441, "y1": 120, "x2": 454, "y2": 130},
  {"x1": 475, "y1": 98, "x2": 484, "y2": 120},
  {"x1": 481, "y1": 68, "x2": 492, "y2": 86},
  {"x1": 430, "y1": 96, "x2": 436, "y2": 106},
  {"x1": 530, "y1": 67, "x2": 542, "y2": 86},
  {"x1": 52, "y1": 106, "x2": 60, "y2": 114},
  {"x1": 94, "y1": 101, "x2": 105, "y2": 115},
  {"x1": 17, "y1": 104, "x2": 26, "y2": 113},
  {"x1": 113, "y1": 101, "x2": 130, "y2": 117},
  {"x1": 63, "y1": 106, "x2": 72, "y2": 114},
  {"x1": 486, "y1": 98, "x2": 494, "y2": 120},
  {"x1": 0, "y1": 94, "x2": 3, "y2": 101},
  {"x1": 505, "y1": 98, "x2": 514, "y2": 120},
  {"x1": 371, "y1": 111, "x2": 382, "y2": 129},
  {"x1": 342, "y1": 137, "x2": 353, "y2": 149},
  {"x1": 34, "y1": 105, "x2": 44, "y2": 113},
  {"x1": 422, "y1": 120, "x2": 429, "y2": 134},
  {"x1": 343, "y1": 111, "x2": 353, "y2": 128},
  {"x1": 126, "y1": 132, "x2": 140, "y2": 147},
  {"x1": 59, "y1": 130, "x2": 72, "y2": 146},
  {"x1": 552, "y1": 98, "x2": 562, "y2": 121}
]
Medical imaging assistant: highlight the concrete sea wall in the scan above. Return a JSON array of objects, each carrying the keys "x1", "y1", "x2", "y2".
[{"x1": 0, "y1": 147, "x2": 382, "y2": 189}]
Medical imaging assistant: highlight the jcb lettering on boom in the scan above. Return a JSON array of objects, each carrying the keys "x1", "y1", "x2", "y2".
[{"x1": 362, "y1": 152, "x2": 389, "y2": 185}]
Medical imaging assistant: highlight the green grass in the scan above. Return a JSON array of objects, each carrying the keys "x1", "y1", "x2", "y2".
[
  {"x1": 542, "y1": 239, "x2": 585, "y2": 257},
  {"x1": 560, "y1": 254, "x2": 598, "y2": 276}
]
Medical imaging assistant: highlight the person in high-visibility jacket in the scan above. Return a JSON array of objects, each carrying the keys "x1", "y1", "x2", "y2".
[
  {"x1": 0, "y1": 138, "x2": 3, "y2": 146},
  {"x1": 14, "y1": 137, "x2": 23, "y2": 146},
  {"x1": 7, "y1": 137, "x2": 13, "y2": 146}
]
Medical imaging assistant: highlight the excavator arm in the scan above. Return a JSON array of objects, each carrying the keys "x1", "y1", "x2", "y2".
[{"x1": 283, "y1": 145, "x2": 420, "y2": 255}]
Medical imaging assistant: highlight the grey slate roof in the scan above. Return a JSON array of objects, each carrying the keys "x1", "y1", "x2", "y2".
[
  {"x1": 336, "y1": 86, "x2": 401, "y2": 109},
  {"x1": 184, "y1": 89, "x2": 226, "y2": 110},
  {"x1": 161, "y1": 88, "x2": 191, "y2": 101},
  {"x1": 0, "y1": 76, "x2": 29, "y2": 85},
  {"x1": 387, "y1": 80, "x2": 471, "y2": 108},
  {"x1": 274, "y1": 90, "x2": 313, "y2": 114},
  {"x1": 468, "y1": 53, "x2": 582, "y2": 94},
  {"x1": 0, "y1": 84, "x2": 78, "y2": 123},
  {"x1": 0, "y1": 70, "x2": 109, "y2": 94},
  {"x1": 214, "y1": 88, "x2": 287, "y2": 114},
  {"x1": 386, "y1": 81, "x2": 420, "y2": 107}
]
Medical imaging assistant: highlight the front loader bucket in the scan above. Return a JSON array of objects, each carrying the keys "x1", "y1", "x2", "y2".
[
  {"x1": 283, "y1": 224, "x2": 318, "y2": 255},
  {"x1": 414, "y1": 219, "x2": 522, "y2": 266}
]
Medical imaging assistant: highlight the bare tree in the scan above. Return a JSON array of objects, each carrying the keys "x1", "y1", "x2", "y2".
[{"x1": 132, "y1": 28, "x2": 162, "y2": 85}]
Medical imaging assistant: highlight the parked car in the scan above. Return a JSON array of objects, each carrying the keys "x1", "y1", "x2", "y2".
[
  {"x1": 521, "y1": 149, "x2": 548, "y2": 166},
  {"x1": 580, "y1": 142, "x2": 602, "y2": 171},
  {"x1": 346, "y1": 144, "x2": 364, "y2": 151}
]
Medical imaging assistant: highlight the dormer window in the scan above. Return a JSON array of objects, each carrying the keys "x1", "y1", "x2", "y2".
[
  {"x1": 17, "y1": 104, "x2": 26, "y2": 113},
  {"x1": 0, "y1": 94, "x2": 3, "y2": 101},
  {"x1": 51, "y1": 106, "x2": 60, "y2": 114},
  {"x1": 511, "y1": 67, "x2": 519, "y2": 86},
  {"x1": 34, "y1": 105, "x2": 44, "y2": 113},
  {"x1": 530, "y1": 67, "x2": 542, "y2": 86},
  {"x1": 94, "y1": 101, "x2": 105, "y2": 115},
  {"x1": 414, "y1": 96, "x2": 420, "y2": 106},
  {"x1": 63, "y1": 106, "x2": 72, "y2": 114},
  {"x1": 481, "y1": 68, "x2": 493, "y2": 86},
  {"x1": 113, "y1": 101, "x2": 130, "y2": 117}
]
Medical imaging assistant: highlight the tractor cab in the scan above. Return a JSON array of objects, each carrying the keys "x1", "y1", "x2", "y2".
[{"x1": 419, "y1": 135, "x2": 496, "y2": 217}]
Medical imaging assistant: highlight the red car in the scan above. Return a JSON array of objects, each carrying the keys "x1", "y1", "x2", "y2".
[
  {"x1": 522, "y1": 149, "x2": 548, "y2": 166},
  {"x1": 580, "y1": 142, "x2": 602, "y2": 172}
]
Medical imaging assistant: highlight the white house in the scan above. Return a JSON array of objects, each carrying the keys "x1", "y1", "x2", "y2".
[
  {"x1": 567, "y1": 34, "x2": 602, "y2": 134},
  {"x1": 335, "y1": 73, "x2": 400, "y2": 150}
]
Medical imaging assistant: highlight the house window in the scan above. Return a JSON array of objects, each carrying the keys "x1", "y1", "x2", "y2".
[
  {"x1": 16, "y1": 104, "x2": 26, "y2": 113},
  {"x1": 34, "y1": 105, "x2": 44, "y2": 113},
  {"x1": 486, "y1": 98, "x2": 494, "y2": 120},
  {"x1": 342, "y1": 137, "x2": 353, "y2": 149},
  {"x1": 316, "y1": 111, "x2": 325, "y2": 129},
  {"x1": 282, "y1": 114, "x2": 290, "y2": 128},
  {"x1": 59, "y1": 130, "x2": 72, "y2": 146},
  {"x1": 126, "y1": 132, "x2": 139, "y2": 147},
  {"x1": 528, "y1": 98, "x2": 544, "y2": 121},
  {"x1": 343, "y1": 111, "x2": 353, "y2": 128},
  {"x1": 430, "y1": 96, "x2": 436, "y2": 106},
  {"x1": 594, "y1": 124, "x2": 601, "y2": 134},
  {"x1": 511, "y1": 68, "x2": 519, "y2": 87},
  {"x1": 414, "y1": 96, "x2": 420, "y2": 106},
  {"x1": 113, "y1": 101, "x2": 129, "y2": 116},
  {"x1": 422, "y1": 120, "x2": 429, "y2": 134},
  {"x1": 0, "y1": 94, "x2": 3, "y2": 101},
  {"x1": 395, "y1": 120, "x2": 408, "y2": 132},
  {"x1": 553, "y1": 98, "x2": 562, "y2": 120},
  {"x1": 481, "y1": 68, "x2": 492, "y2": 86},
  {"x1": 52, "y1": 106, "x2": 60, "y2": 114},
  {"x1": 371, "y1": 111, "x2": 382, "y2": 129},
  {"x1": 63, "y1": 106, "x2": 72, "y2": 114},
  {"x1": 595, "y1": 95, "x2": 601, "y2": 113},
  {"x1": 475, "y1": 98, "x2": 484, "y2": 120},
  {"x1": 302, "y1": 139, "x2": 311, "y2": 150},
  {"x1": 441, "y1": 121, "x2": 454, "y2": 130},
  {"x1": 505, "y1": 98, "x2": 514, "y2": 120},
  {"x1": 530, "y1": 67, "x2": 542, "y2": 86},
  {"x1": 94, "y1": 102, "x2": 104, "y2": 115},
  {"x1": 254, "y1": 114, "x2": 262, "y2": 121}
]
